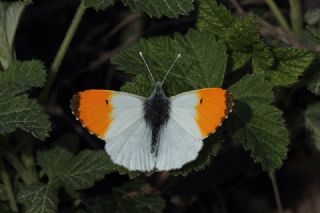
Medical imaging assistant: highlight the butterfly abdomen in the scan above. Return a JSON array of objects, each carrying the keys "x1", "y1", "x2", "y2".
[{"x1": 144, "y1": 83, "x2": 171, "y2": 156}]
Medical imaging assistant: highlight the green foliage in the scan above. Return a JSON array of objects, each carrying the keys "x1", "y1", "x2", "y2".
[
  {"x1": 305, "y1": 102, "x2": 320, "y2": 150},
  {"x1": 308, "y1": 72, "x2": 320, "y2": 95},
  {"x1": 306, "y1": 26, "x2": 320, "y2": 44},
  {"x1": 0, "y1": 60, "x2": 46, "y2": 101},
  {"x1": 230, "y1": 74, "x2": 289, "y2": 171},
  {"x1": 17, "y1": 184, "x2": 58, "y2": 213},
  {"x1": 112, "y1": 30, "x2": 227, "y2": 96},
  {"x1": 0, "y1": 61, "x2": 50, "y2": 140},
  {"x1": 0, "y1": 1, "x2": 26, "y2": 70},
  {"x1": 266, "y1": 48, "x2": 314, "y2": 87},
  {"x1": 122, "y1": 0, "x2": 193, "y2": 18},
  {"x1": 197, "y1": 0, "x2": 273, "y2": 72},
  {"x1": 84, "y1": 181, "x2": 165, "y2": 213},
  {"x1": 83, "y1": 0, "x2": 114, "y2": 11},
  {"x1": 38, "y1": 146, "x2": 116, "y2": 190},
  {"x1": 84, "y1": 0, "x2": 193, "y2": 18}
]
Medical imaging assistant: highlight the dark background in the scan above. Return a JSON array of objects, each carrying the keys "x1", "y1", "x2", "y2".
[{"x1": 14, "y1": 0, "x2": 320, "y2": 212}]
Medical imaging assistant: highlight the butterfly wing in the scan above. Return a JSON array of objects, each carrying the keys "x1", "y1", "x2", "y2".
[
  {"x1": 71, "y1": 90, "x2": 155, "y2": 171},
  {"x1": 155, "y1": 88, "x2": 233, "y2": 171}
]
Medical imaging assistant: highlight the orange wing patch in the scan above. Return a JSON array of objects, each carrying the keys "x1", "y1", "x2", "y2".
[
  {"x1": 71, "y1": 90, "x2": 113, "y2": 139},
  {"x1": 195, "y1": 88, "x2": 233, "y2": 138}
]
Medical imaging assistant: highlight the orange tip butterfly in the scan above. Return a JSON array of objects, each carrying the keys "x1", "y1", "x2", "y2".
[{"x1": 70, "y1": 52, "x2": 233, "y2": 172}]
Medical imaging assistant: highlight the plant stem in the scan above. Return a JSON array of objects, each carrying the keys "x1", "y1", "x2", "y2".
[
  {"x1": 41, "y1": 1, "x2": 86, "y2": 101},
  {"x1": 269, "y1": 172, "x2": 283, "y2": 213},
  {"x1": 0, "y1": 147, "x2": 38, "y2": 185},
  {"x1": 265, "y1": 0, "x2": 291, "y2": 33},
  {"x1": 0, "y1": 158, "x2": 18, "y2": 212},
  {"x1": 289, "y1": 0, "x2": 303, "y2": 40}
]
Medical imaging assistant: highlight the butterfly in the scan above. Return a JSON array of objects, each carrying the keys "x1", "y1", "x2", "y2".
[{"x1": 71, "y1": 52, "x2": 233, "y2": 172}]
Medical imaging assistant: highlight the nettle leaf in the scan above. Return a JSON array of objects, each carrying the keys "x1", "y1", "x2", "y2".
[
  {"x1": 197, "y1": 0, "x2": 273, "y2": 72},
  {"x1": 83, "y1": 0, "x2": 115, "y2": 11},
  {"x1": 85, "y1": 181, "x2": 165, "y2": 213},
  {"x1": 305, "y1": 102, "x2": 320, "y2": 151},
  {"x1": 112, "y1": 30, "x2": 227, "y2": 96},
  {"x1": 306, "y1": 26, "x2": 320, "y2": 44},
  {"x1": 0, "y1": 60, "x2": 46, "y2": 101},
  {"x1": 229, "y1": 74, "x2": 289, "y2": 171},
  {"x1": 0, "y1": 95, "x2": 51, "y2": 140},
  {"x1": 122, "y1": 0, "x2": 193, "y2": 18},
  {"x1": 308, "y1": 72, "x2": 320, "y2": 96},
  {"x1": 0, "y1": 1, "x2": 26, "y2": 69},
  {"x1": 266, "y1": 48, "x2": 314, "y2": 87},
  {"x1": 38, "y1": 146, "x2": 116, "y2": 190},
  {"x1": 17, "y1": 184, "x2": 58, "y2": 213}
]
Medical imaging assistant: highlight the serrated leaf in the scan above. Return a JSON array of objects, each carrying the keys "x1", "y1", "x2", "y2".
[
  {"x1": 113, "y1": 30, "x2": 227, "y2": 96},
  {"x1": 122, "y1": 0, "x2": 193, "y2": 18},
  {"x1": 229, "y1": 74, "x2": 289, "y2": 171},
  {"x1": 305, "y1": 102, "x2": 320, "y2": 151},
  {"x1": 0, "y1": 95, "x2": 51, "y2": 140},
  {"x1": 266, "y1": 48, "x2": 314, "y2": 87},
  {"x1": 231, "y1": 52, "x2": 251, "y2": 71},
  {"x1": 17, "y1": 184, "x2": 58, "y2": 213},
  {"x1": 83, "y1": 0, "x2": 114, "y2": 11},
  {"x1": 0, "y1": 60, "x2": 47, "y2": 101},
  {"x1": 197, "y1": 0, "x2": 234, "y2": 35},
  {"x1": 308, "y1": 72, "x2": 320, "y2": 95},
  {"x1": 85, "y1": 181, "x2": 165, "y2": 213},
  {"x1": 197, "y1": 0, "x2": 273, "y2": 72},
  {"x1": 38, "y1": 147, "x2": 116, "y2": 190},
  {"x1": 306, "y1": 26, "x2": 320, "y2": 44},
  {"x1": 0, "y1": 1, "x2": 26, "y2": 69}
]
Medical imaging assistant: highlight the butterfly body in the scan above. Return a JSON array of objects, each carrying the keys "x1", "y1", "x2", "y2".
[{"x1": 144, "y1": 82, "x2": 171, "y2": 156}]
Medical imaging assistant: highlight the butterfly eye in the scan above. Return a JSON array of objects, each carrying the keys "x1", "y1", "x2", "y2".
[
  {"x1": 105, "y1": 100, "x2": 109, "y2": 105},
  {"x1": 200, "y1": 99, "x2": 203, "y2": 104}
]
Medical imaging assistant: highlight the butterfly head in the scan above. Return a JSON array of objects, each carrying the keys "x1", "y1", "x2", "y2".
[{"x1": 154, "y1": 81, "x2": 166, "y2": 97}]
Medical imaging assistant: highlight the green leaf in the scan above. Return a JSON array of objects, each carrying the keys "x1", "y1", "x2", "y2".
[
  {"x1": 0, "y1": 60, "x2": 47, "y2": 101},
  {"x1": 266, "y1": 48, "x2": 314, "y2": 87},
  {"x1": 197, "y1": 0, "x2": 273, "y2": 72},
  {"x1": 306, "y1": 26, "x2": 320, "y2": 44},
  {"x1": 83, "y1": 0, "x2": 115, "y2": 11},
  {"x1": 305, "y1": 102, "x2": 320, "y2": 150},
  {"x1": 85, "y1": 181, "x2": 165, "y2": 213},
  {"x1": 197, "y1": 0, "x2": 234, "y2": 35},
  {"x1": 307, "y1": 72, "x2": 320, "y2": 96},
  {"x1": 0, "y1": 95, "x2": 51, "y2": 140},
  {"x1": 0, "y1": 1, "x2": 26, "y2": 69},
  {"x1": 38, "y1": 146, "x2": 116, "y2": 190},
  {"x1": 112, "y1": 30, "x2": 227, "y2": 96},
  {"x1": 122, "y1": 0, "x2": 193, "y2": 18},
  {"x1": 17, "y1": 184, "x2": 58, "y2": 213},
  {"x1": 229, "y1": 74, "x2": 289, "y2": 171}
]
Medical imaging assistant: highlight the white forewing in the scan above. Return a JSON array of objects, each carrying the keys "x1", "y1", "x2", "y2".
[
  {"x1": 103, "y1": 92, "x2": 155, "y2": 171},
  {"x1": 170, "y1": 92, "x2": 202, "y2": 139},
  {"x1": 104, "y1": 93, "x2": 144, "y2": 139}
]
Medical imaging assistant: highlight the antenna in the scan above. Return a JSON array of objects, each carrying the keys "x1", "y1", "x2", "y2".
[
  {"x1": 139, "y1": 52, "x2": 155, "y2": 85},
  {"x1": 162, "y1": 53, "x2": 181, "y2": 84}
]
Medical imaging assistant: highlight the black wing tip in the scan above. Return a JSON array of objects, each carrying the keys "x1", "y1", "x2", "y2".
[{"x1": 70, "y1": 93, "x2": 80, "y2": 118}]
